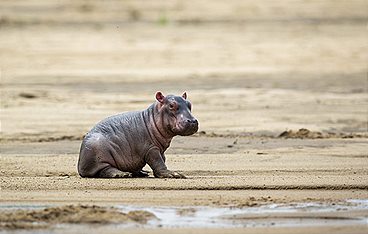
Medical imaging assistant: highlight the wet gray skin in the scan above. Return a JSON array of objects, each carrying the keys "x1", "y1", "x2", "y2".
[{"x1": 77, "y1": 92, "x2": 199, "y2": 179}]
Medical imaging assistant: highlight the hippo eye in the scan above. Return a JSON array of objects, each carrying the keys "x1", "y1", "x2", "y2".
[{"x1": 169, "y1": 103, "x2": 175, "y2": 109}]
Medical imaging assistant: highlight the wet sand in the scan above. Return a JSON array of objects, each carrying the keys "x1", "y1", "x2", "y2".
[
  {"x1": 1, "y1": 137, "x2": 367, "y2": 233},
  {"x1": 0, "y1": 0, "x2": 368, "y2": 233}
]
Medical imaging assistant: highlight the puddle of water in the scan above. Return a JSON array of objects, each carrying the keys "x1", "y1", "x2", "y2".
[
  {"x1": 115, "y1": 199, "x2": 368, "y2": 228},
  {"x1": 347, "y1": 199, "x2": 368, "y2": 205}
]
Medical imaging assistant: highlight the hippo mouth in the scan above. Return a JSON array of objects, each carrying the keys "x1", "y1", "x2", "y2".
[{"x1": 175, "y1": 122, "x2": 199, "y2": 136}]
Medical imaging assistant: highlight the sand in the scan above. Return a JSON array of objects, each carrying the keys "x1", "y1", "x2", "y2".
[{"x1": 0, "y1": 0, "x2": 368, "y2": 233}]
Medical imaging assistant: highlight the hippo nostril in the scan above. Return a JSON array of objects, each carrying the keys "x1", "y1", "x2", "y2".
[{"x1": 187, "y1": 119, "x2": 198, "y2": 124}]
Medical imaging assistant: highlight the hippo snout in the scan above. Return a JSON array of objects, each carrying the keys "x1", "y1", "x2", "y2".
[{"x1": 180, "y1": 118, "x2": 199, "y2": 136}]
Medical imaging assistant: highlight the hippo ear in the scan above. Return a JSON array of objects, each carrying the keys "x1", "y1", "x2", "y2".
[
  {"x1": 155, "y1": 91, "x2": 165, "y2": 103},
  {"x1": 182, "y1": 92, "x2": 187, "y2": 100}
]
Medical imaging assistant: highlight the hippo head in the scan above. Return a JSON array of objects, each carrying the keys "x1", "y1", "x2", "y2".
[{"x1": 155, "y1": 91, "x2": 199, "y2": 136}]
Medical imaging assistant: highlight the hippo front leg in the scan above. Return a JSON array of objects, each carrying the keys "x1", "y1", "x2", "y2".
[
  {"x1": 132, "y1": 170, "x2": 150, "y2": 178},
  {"x1": 145, "y1": 148, "x2": 186, "y2": 179}
]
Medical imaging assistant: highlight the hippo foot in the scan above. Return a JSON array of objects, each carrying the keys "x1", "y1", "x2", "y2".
[
  {"x1": 99, "y1": 167, "x2": 132, "y2": 178},
  {"x1": 154, "y1": 170, "x2": 186, "y2": 179},
  {"x1": 132, "y1": 170, "x2": 150, "y2": 178}
]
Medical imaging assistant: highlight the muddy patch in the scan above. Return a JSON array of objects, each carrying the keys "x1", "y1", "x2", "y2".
[
  {"x1": 0, "y1": 205, "x2": 156, "y2": 230},
  {"x1": 279, "y1": 128, "x2": 324, "y2": 139},
  {"x1": 18, "y1": 92, "x2": 38, "y2": 99},
  {"x1": 278, "y1": 128, "x2": 366, "y2": 139},
  {"x1": 0, "y1": 200, "x2": 367, "y2": 232}
]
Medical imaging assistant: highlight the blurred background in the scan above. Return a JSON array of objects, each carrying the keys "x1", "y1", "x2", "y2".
[{"x1": 0, "y1": 0, "x2": 367, "y2": 142}]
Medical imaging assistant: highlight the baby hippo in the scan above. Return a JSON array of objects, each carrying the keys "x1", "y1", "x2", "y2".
[{"x1": 77, "y1": 92, "x2": 198, "y2": 179}]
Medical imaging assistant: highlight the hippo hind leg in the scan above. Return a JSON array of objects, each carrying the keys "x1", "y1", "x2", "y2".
[
  {"x1": 79, "y1": 133, "x2": 132, "y2": 178},
  {"x1": 98, "y1": 167, "x2": 132, "y2": 178}
]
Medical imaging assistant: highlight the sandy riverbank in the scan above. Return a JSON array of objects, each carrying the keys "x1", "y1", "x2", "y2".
[{"x1": 1, "y1": 1, "x2": 367, "y2": 233}]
